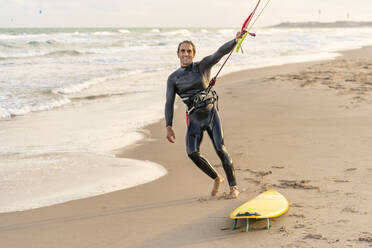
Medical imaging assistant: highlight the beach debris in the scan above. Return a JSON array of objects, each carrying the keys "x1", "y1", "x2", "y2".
[
  {"x1": 244, "y1": 168, "x2": 272, "y2": 177},
  {"x1": 359, "y1": 235, "x2": 372, "y2": 243},
  {"x1": 243, "y1": 177, "x2": 269, "y2": 191},
  {"x1": 345, "y1": 168, "x2": 357, "y2": 172},
  {"x1": 272, "y1": 165, "x2": 285, "y2": 169},
  {"x1": 198, "y1": 197, "x2": 208, "y2": 203},
  {"x1": 220, "y1": 227, "x2": 231, "y2": 231},
  {"x1": 291, "y1": 203, "x2": 304, "y2": 208},
  {"x1": 278, "y1": 225, "x2": 288, "y2": 233},
  {"x1": 274, "y1": 179, "x2": 320, "y2": 190}
]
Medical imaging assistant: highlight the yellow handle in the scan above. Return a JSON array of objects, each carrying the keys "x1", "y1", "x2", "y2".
[{"x1": 236, "y1": 32, "x2": 249, "y2": 52}]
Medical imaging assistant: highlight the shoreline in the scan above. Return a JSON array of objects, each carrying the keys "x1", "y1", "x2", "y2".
[{"x1": 1, "y1": 46, "x2": 372, "y2": 247}]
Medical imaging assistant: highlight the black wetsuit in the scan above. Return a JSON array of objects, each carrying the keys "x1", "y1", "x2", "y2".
[{"x1": 165, "y1": 39, "x2": 237, "y2": 186}]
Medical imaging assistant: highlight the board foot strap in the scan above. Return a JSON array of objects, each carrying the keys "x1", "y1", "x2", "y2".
[{"x1": 233, "y1": 219, "x2": 238, "y2": 230}]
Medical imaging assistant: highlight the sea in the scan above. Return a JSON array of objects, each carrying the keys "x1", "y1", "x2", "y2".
[{"x1": 1, "y1": 23, "x2": 372, "y2": 212}]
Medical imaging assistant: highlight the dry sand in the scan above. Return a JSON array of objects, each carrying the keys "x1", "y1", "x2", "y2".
[{"x1": 1, "y1": 47, "x2": 372, "y2": 248}]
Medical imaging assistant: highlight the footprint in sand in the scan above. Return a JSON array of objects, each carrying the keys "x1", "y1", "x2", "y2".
[
  {"x1": 244, "y1": 177, "x2": 261, "y2": 185},
  {"x1": 289, "y1": 213, "x2": 305, "y2": 218},
  {"x1": 233, "y1": 152, "x2": 244, "y2": 157},
  {"x1": 336, "y1": 219, "x2": 350, "y2": 225},
  {"x1": 303, "y1": 233, "x2": 326, "y2": 240},
  {"x1": 333, "y1": 179, "x2": 350, "y2": 183},
  {"x1": 274, "y1": 179, "x2": 320, "y2": 190},
  {"x1": 342, "y1": 207, "x2": 358, "y2": 214},
  {"x1": 294, "y1": 224, "x2": 305, "y2": 229}
]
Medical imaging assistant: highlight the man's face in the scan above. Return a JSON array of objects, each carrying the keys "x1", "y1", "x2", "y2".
[{"x1": 177, "y1": 43, "x2": 195, "y2": 67}]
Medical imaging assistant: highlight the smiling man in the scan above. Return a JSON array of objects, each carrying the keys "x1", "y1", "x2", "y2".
[{"x1": 165, "y1": 32, "x2": 244, "y2": 198}]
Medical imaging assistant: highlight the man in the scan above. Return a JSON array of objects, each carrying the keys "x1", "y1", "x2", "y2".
[{"x1": 165, "y1": 32, "x2": 244, "y2": 199}]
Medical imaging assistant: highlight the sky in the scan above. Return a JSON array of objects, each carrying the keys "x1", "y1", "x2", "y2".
[{"x1": 1, "y1": 0, "x2": 372, "y2": 28}]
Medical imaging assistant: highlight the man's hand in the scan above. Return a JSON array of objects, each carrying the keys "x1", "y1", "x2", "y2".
[
  {"x1": 235, "y1": 30, "x2": 247, "y2": 42},
  {"x1": 166, "y1": 126, "x2": 176, "y2": 143}
]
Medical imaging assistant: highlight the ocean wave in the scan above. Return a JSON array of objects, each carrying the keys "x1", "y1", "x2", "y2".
[
  {"x1": 86, "y1": 45, "x2": 153, "y2": 54},
  {"x1": 53, "y1": 78, "x2": 106, "y2": 95},
  {"x1": 0, "y1": 44, "x2": 153, "y2": 60},
  {"x1": 119, "y1": 29, "x2": 131, "y2": 33},
  {"x1": 167, "y1": 29, "x2": 192, "y2": 36},
  {"x1": 93, "y1": 31, "x2": 117, "y2": 36},
  {"x1": 270, "y1": 21, "x2": 372, "y2": 29},
  {"x1": 218, "y1": 29, "x2": 235, "y2": 34},
  {"x1": 0, "y1": 42, "x2": 16, "y2": 48},
  {"x1": 44, "y1": 50, "x2": 83, "y2": 57},
  {"x1": 0, "y1": 107, "x2": 11, "y2": 119},
  {"x1": 149, "y1": 29, "x2": 160, "y2": 33},
  {"x1": 0, "y1": 31, "x2": 83, "y2": 40},
  {"x1": 0, "y1": 32, "x2": 101, "y2": 45},
  {"x1": 27, "y1": 41, "x2": 44, "y2": 46},
  {"x1": 0, "y1": 34, "x2": 19, "y2": 40},
  {"x1": 0, "y1": 49, "x2": 85, "y2": 59},
  {"x1": 0, "y1": 51, "x2": 46, "y2": 59},
  {"x1": 52, "y1": 71, "x2": 143, "y2": 95},
  {"x1": 155, "y1": 42, "x2": 167, "y2": 46},
  {"x1": 0, "y1": 33, "x2": 50, "y2": 41},
  {"x1": 0, "y1": 98, "x2": 71, "y2": 120},
  {"x1": 70, "y1": 92, "x2": 127, "y2": 101},
  {"x1": 27, "y1": 40, "x2": 56, "y2": 46}
]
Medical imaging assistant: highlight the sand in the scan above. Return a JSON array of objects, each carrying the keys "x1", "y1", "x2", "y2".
[{"x1": 1, "y1": 47, "x2": 372, "y2": 248}]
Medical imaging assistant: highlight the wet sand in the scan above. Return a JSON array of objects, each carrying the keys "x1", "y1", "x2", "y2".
[{"x1": 1, "y1": 47, "x2": 372, "y2": 247}]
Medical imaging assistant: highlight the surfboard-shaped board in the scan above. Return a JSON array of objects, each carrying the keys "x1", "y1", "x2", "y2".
[{"x1": 230, "y1": 189, "x2": 289, "y2": 232}]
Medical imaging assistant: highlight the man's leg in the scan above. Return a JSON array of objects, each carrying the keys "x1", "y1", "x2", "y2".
[
  {"x1": 186, "y1": 120, "x2": 223, "y2": 196},
  {"x1": 207, "y1": 108, "x2": 239, "y2": 198}
]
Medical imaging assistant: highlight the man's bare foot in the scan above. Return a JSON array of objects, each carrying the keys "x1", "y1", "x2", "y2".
[
  {"x1": 224, "y1": 186, "x2": 240, "y2": 199},
  {"x1": 211, "y1": 176, "x2": 224, "y2": 196}
]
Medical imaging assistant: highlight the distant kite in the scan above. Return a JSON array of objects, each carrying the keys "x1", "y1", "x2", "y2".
[{"x1": 39, "y1": 10, "x2": 42, "y2": 14}]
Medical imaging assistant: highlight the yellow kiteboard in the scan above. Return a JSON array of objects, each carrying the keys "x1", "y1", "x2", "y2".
[{"x1": 230, "y1": 189, "x2": 289, "y2": 232}]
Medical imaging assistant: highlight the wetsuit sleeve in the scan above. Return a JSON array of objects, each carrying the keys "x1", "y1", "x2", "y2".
[
  {"x1": 165, "y1": 75, "x2": 176, "y2": 127},
  {"x1": 199, "y1": 39, "x2": 236, "y2": 73}
]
